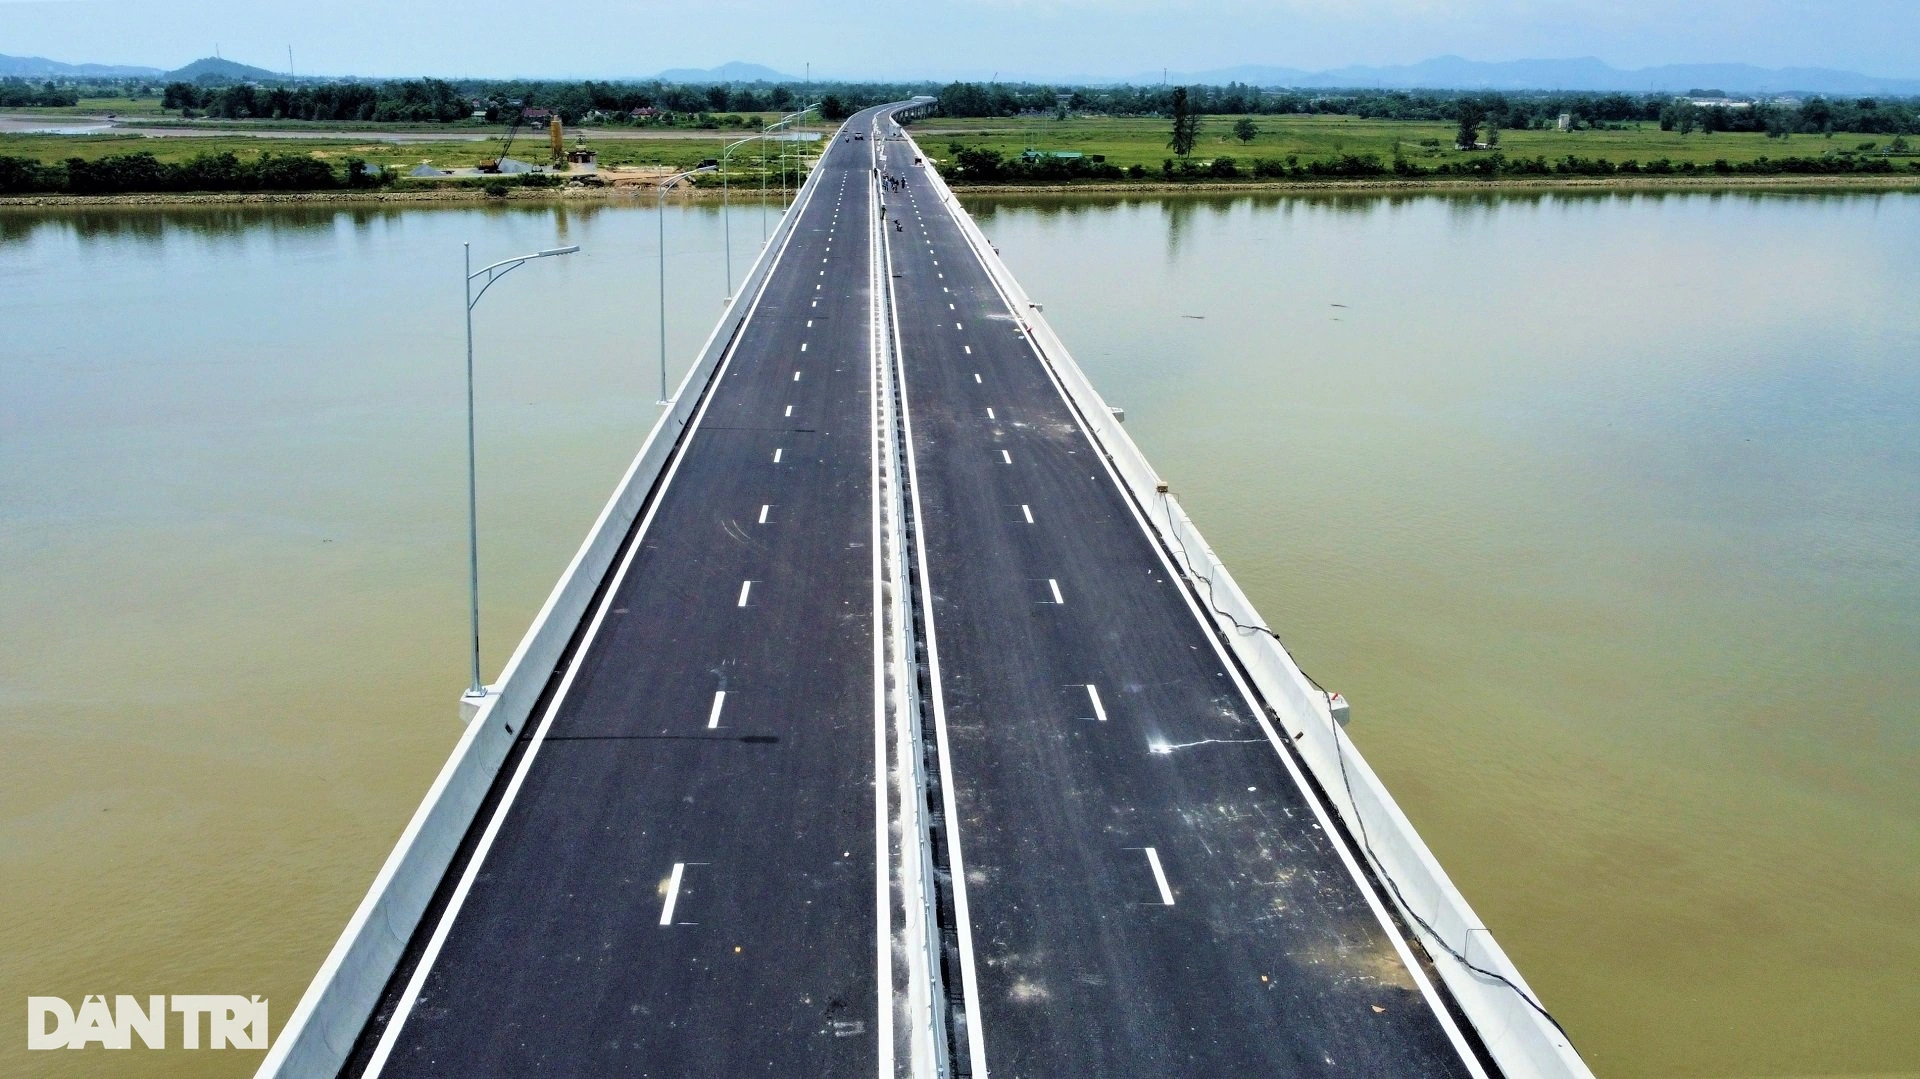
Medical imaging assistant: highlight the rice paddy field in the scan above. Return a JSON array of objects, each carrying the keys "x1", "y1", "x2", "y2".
[{"x1": 914, "y1": 113, "x2": 1909, "y2": 172}]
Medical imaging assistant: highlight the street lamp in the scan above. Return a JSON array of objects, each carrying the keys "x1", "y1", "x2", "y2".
[
  {"x1": 720, "y1": 134, "x2": 763, "y2": 298},
  {"x1": 759, "y1": 104, "x2": 820, "y2": 243},
  {"x1": 656, "y1": 164, "x2": 718, "y2": 405},
  {"x1": 462, "y1": 242, "x2": 579, "y2": 702}
]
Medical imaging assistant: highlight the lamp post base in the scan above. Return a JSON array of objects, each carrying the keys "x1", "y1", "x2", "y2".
[{"x1": 459, "y1": 685, "x2": 494, "y2": 725}]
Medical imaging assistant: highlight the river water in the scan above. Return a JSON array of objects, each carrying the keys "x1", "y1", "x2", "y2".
[{"x1": 2, "y1": 190, "x2": 1915, "y2": 1078}]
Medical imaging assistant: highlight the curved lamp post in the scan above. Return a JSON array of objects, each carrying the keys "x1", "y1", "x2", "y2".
[
  {"x1": 719, "y1": 134, "x2": 762, "y2": 298},
  {"x1": 462, "y1": 242, "x2": 579, "y2": 702},
  {"x1": 759, "y1": 104, "x2": 820, "y2": 242},
  {"x1": 656, "y1": 164, "x2": 718, "y2": 405}
]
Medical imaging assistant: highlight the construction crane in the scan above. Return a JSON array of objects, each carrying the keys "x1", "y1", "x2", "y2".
[{"x1": 478, "y1": 115, "x2": 522, "y2": 174}]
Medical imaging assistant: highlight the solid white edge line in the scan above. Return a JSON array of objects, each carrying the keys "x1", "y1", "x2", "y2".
[
  {"x1": 884, "y1": 132, "x2": 991, "y2": 1079},
  {"x1": 356, "y1": 133, "x2": 835, "y2": 1075},
  {"x1": 660, "y1": 862, "x2": 686, "y2": 925},
  {"x1": 918, "y1": 142, "x2": 1490, "y2": 1078},
  {"x1": 866, "y1": 122, "x2": 897, "y2": 1079},
  {"x1": 1142, "y1": 848, "x2": 1175, "y2": 906},
  {"x1": 1086, "y1": 683, "x2": 1108, "y2": 723},
  {"x1": 707, "y1": 691, "x2": 726, "y2": 730}
]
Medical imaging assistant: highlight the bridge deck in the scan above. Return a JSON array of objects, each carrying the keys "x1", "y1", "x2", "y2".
[
  {"x1": 877, "y1": 132, "x2": 1482, "y2": 1077},
  {"x1": 335, "y1": 106, "x2": 1486, "y2": 1078},
  {"x1": 349, "y1": 119, "x2": 886, "y2": 1077}
]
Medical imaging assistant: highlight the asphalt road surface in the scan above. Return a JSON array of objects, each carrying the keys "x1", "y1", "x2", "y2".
[
  {"x1": 347, "y1": 107, "x2": 893, "y2": 1079},
  {"x1": 330, "y1": 104, "x2": 1490, "y2": 1079},
  {"x1": 875, "y1": 120, "x2": 1486, "y2": 1078}
]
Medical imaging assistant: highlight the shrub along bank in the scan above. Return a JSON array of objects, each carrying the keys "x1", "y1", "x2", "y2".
[
  {"x1": 941, "y1": 143, "x2": 1920, "y2": 185},
  {"x1": 0, "y1": 150, "x2": 390, "y2": 195}
]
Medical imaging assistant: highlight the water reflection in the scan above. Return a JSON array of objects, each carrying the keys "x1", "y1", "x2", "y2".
[
  {"x1": 0, "y1": 196, "x2": 774, "y2": 251},
  {"x1": 969, "y1": 184, "x2": 1915, "y2": 223}
]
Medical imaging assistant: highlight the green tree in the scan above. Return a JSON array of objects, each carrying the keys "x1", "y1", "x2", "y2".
[
  {"x1": 161, "y1": 81, "x2": 198, "y2": 111},
  {"x1": 1455, "y1": 100, "x2": 1483, "y2": 148},
  {"x1": 950, "y1": 145, "x2": 1006, "y2": 180},
  {"x1": 1233, "y1": 117, "x2": 1258, "y2": 144},
  {"x1": 1168, "y1": 87, "x2": 1199, "y2": 156}
]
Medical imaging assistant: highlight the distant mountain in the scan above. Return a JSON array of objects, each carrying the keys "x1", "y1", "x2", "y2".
[
  {"x1": 1137, "y1": 56, "x2": 1920, "y2": 95},
  {"x1": 656, "y1": 61, "x2": 798, "y2": 84},
  {"x1": 0, "y1": 52, "x2": 162, "y2": 78},
  {"x1": 165, "y1": 56, "x2": 287, "y2": 82}
]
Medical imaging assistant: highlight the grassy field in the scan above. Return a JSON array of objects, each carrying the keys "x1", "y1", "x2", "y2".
[
  {"x1": 915, "y1": 114, "x2": 1903, "y2": 172},
  {"x1": 0, "y1": 130, "x2": 818, "y2": 176},
  {"x1": 4, "y1": 97, "x2": 798, "y2": 134},
  {"x1": 8, "y1": 111, "x2": 1907, "y2": 196},
  {"x1": 0, "y1": 95, "x2": 175, "y2": 118}
]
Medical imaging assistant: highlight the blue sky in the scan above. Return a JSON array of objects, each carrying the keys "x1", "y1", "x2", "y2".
[{"x1": 2, "y1": 0, "x2": 1915, "y2": 80}]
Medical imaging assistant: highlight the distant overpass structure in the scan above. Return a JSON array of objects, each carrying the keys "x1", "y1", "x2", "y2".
[{"x1": 257, "y1": 100, "x2": 1590, "y2": 1079}]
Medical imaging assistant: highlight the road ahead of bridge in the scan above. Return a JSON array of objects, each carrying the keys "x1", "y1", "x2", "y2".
[{"x1": 326, "y1": 104, "x2": 1490, "y2": 1079}]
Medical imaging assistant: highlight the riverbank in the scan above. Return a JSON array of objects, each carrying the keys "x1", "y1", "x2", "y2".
[
  {"x1": 946, "y1": 172, "x2": 1920, "y2": 197},
  {"x1": 0, "y1": 185, "x2": 741, "y2": 208},
  {"x1": 6, "y1": 169, "x2": 1919, "y2": 209}
]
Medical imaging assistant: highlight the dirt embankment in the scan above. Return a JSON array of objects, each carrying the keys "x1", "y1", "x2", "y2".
[{"x1": 0, "y1": 185, "x2": 735, "y2": 209}]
